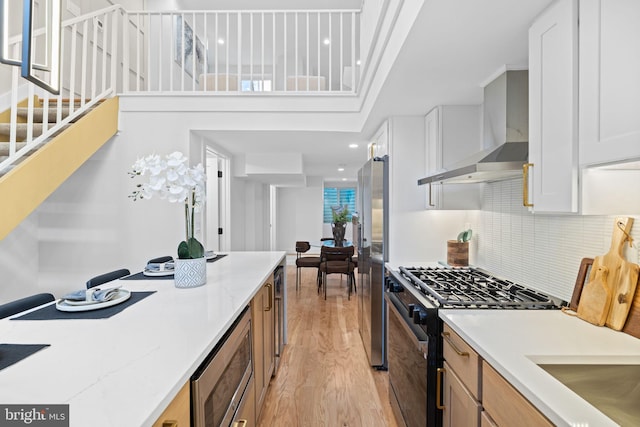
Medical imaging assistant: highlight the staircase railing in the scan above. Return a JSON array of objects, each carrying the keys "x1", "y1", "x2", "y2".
[{"x1": 1, "y1": 5, "x2": 129, "y2": 172}]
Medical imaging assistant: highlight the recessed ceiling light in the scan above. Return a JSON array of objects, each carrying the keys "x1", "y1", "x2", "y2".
[
  {"x1": 349, "y1": 143, "x2": 358, "y2": 149},
  {"x1": 356, "y1": 59, "x2": 361, "y2": 66},
  {"x1": 338, "y1": 167, "x2": 345, "y2": 172},
  {"x1": 323, "y1": 38, "x2": 330, "y2": 46},
  {"x1": 217, "y1": 38, "x2": 225, "y2": 45},
  {"x1": 342, "y1": 178, "x2": 347, "y2": 181}
]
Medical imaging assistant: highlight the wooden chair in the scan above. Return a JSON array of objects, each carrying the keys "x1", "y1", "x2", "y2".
[
  {"x1": 319, "y1": 245, "x2": 356, "y2": 300},
  {"x1": 86, "y1": 269, "x2": 131, "y2": 289},
  {"x1": 0, "y1": 293, "x2": 55, "y2": 319},
  {"x1": 295, "y1": 241, "x2": 321, "y2": 291}
]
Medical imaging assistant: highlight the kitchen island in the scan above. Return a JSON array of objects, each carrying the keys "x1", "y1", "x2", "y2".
[
  {"x1": 441, "y1": 309, "x2": 640, "y2": 426},
  {"x1": 0, "y1": 251, "x2": 286, "y2": 427}
]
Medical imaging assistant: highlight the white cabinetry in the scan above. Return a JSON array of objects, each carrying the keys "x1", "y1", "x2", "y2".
[
  {"x1": 424, "y1": 106, "x2": 482, "y2": 210},
  {"x1": 527, "y1": 0, "x2": 579, "y2": 213},
  {"x1": 579, "y1": 0, "x2": 640, "y2": 166}
]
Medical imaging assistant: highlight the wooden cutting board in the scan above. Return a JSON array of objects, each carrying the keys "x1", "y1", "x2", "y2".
[
  {"x1": 589, "y1": 217, "x2": 640, "y2": 331},
  {"x1": 577, "y1": 266, "x2": 611, "y2": 326},
  {"x1": 569, "y1": 257, "x2": 594, "y2": 311},
  {"x1": 623, "y1": 283, "x2": 640, "y2": 339}
]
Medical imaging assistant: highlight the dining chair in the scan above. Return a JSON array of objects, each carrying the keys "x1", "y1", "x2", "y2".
[
  {"x1": 295, "y1": 241, "x2": 321, "y2": 291},
  {"x1": 319, "y1": 245, "x2": 356, "y2": 300},
  {"x1": 86, "y1": 269, "x2": 131, "y2": 289},
  {"x1": 0, "y1": 293, "x2": 55, "y2": 319}
]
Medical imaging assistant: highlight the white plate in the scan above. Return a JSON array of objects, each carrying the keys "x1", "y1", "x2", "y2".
[
  {"x1": 56, "y1": 289, "x2": 131, "y2": 312},
  {"x1": 205, "y1": 251, "x2": 216, "y2": 260},
  {"x1": 143, "y1": 269, "x2": 174, "y2": 277}
]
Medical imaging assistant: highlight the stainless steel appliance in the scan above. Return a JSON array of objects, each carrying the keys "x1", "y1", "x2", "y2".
[
  {"x1": 385, "y1": 266, "x2": 564, "y2": 427},
  {"x1": 192, "y1": 306, "x2": 253, "y2": 427},
  {"x1": 418, "y1": 70, "x2": 529, "y2": 185},
  {"x1": 273, "y1": 265, "x2": 284, "y2": 374},
  {"x1": 357, "y1": 156, "x2": 389, "y2": 368}
]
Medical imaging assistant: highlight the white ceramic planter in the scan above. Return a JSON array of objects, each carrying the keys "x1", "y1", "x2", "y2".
[{"x1": 174, "y1": 257, "x2": 207, "y2": 288}]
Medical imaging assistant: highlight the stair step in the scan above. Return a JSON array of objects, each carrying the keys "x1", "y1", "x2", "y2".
[
  {"x1": 0, "y1": 123, "x2": 70, "y2": 139},
  {"x1": 17, "y1": 107, "x2": 71, "y2": 122},
  {"x1": 0, "y1": 142, "x2": 29, "y2": 156},
  {"x1": 16, "y1": 106, "x2": 94, "y2": 123},
  {"x1": 0, "y1": 123, "x2": 45, "y2": 138}
]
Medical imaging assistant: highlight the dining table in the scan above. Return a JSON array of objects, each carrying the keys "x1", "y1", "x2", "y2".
[{"x1": 310, "y1": 239, "x2": 353, "y2": 248}]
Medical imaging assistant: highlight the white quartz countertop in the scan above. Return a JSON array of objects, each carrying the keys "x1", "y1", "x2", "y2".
[
  {"x1": 440, "y1": 309, "x2": 640, "y2": 426},
  {"x1": 0, "y1": 251, "x2": 286, "y2": 427}
]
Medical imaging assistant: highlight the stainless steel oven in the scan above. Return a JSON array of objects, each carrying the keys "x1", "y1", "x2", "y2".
[
  {"x1": 385, "y1": 265, "x2": 564, "y2": 427},
  {"x1": 192, "y1": 306, "x2": 253, "y2": 427}
]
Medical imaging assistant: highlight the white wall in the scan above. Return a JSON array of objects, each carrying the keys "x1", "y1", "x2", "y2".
[
  {"x1": 276, "y1": 185, "x2": 324, "y2": 254},
  {"x1": 386, "y1": 115, "x2": 466, "y2": 262},
  {"x1": 475, "y1": 179, "x2": 640, "y2": 301}
]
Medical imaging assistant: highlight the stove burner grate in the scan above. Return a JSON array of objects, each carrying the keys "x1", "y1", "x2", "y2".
[{"x1": 399, "y1": 266, "x2": 560, "y2": 309}]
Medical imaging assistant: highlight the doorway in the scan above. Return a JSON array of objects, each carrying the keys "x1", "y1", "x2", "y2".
[{"x1": 205, "y1": 147, "x2": 230, "y2": 252}]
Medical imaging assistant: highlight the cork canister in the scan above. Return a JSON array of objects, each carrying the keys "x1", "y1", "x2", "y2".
[{"x1": 447, "y1": 240, "x2": 469, "y2": 267}]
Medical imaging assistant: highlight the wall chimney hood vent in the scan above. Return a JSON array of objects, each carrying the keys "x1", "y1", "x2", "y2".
[{"x1": 418, "y1": 70, "x2": 529, "y2": 185}]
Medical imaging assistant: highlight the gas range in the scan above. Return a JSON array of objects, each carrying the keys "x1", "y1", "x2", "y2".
[
  {"x1": 385, "y1": 265, "x2": 566, "y2": 427},
  {"x1": 397, "y1": 266, "x2": 564, "y2": 309}
]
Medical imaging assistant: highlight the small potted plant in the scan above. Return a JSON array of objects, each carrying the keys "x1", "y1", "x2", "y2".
[
  {"x1": 331, "y1": 205, "x2": 350, "y2": 247},
  {"x1": 129, "y1": 151, "x2": 207, "y2": 288}
]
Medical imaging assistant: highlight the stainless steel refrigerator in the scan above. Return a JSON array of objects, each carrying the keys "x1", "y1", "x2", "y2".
[{"x1": 356, "y1": 155, "x2": 388, "y2": 368}]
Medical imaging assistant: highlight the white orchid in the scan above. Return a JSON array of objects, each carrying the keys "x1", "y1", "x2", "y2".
[{"x1": 129, "y1": 152, "x2": 207, "y2": 259}]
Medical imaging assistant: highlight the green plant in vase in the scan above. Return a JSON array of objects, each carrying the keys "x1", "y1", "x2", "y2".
[{"x1": 331, "y1": 205, "x2": 350, "y2": 246}]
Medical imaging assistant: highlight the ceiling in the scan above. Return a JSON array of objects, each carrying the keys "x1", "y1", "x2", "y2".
[{"x1": 182, "y1": 0, "x2": 554, "y2": 186}]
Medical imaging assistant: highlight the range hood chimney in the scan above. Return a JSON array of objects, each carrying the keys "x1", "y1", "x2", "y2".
[{"x1": 418, "y1": 70, "x2": 529, "y2": 185}]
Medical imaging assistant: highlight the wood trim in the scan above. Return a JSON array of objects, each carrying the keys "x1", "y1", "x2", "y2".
[{"x1": 0, "y1": 97, "x2": 119, "y2": 240}]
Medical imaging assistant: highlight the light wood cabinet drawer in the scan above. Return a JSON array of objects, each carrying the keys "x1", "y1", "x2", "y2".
[
  {"x1": 152, "y1": 381, "x2": 190, "y2": 427},
  {"x1": 442, "y1": 361, "x2": 481, "y2": 427},
  {"x1": 483, "y1": 362, "x2": 553, "y2": 427},
  {"x1": 442, "y1": 324, "x2": 481, "y2": 399}
]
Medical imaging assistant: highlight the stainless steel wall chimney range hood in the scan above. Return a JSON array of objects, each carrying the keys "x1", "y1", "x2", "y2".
[{"x1": 418, "y1": 70, "x2": 529, "y2": 185}]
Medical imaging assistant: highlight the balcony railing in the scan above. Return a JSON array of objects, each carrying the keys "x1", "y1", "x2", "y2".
[
  {"x1": 124, "y1": 9, "x2": 361, "y2": 94},
  {"x1": 0, "y1": 5, "x2": 361, "y2": 173}
]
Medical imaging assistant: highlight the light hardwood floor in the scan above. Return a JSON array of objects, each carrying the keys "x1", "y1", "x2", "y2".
[{"x1": 257, "y1": 265, "x2": 398, "y2": 427}]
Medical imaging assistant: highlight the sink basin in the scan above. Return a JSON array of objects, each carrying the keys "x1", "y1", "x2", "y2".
[{"x1": 538, "y1": 363, "x2": 640, "y2": 426}]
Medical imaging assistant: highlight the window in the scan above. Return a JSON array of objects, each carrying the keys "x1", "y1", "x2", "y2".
[
  {"x1": 241, "y1": 80, "x2": 272, "y2": 91},
  {"x1": 323, "y1": 187, "x2": 356, "y2": 223}
]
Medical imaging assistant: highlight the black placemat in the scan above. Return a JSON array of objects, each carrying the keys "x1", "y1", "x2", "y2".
[
  {"x1": 123, "y1": 254, "x2": 227, "y2": 280},
  {"x1": 11, "y1": 292, "x2": 155, "y2": 320},
  {"x1": 207, "y1": 254, "x2": 227, "y2": 263},
  {"x1": 0, "y1": 344, "x2": 49, "y2": 371},
  {"x1": 121, "y1": 272, "x2": 174, "y2": 280}
]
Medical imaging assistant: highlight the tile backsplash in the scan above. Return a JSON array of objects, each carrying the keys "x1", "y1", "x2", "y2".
[{"x1": 475, "y1": 179, "x2": 640, "y2": 301}]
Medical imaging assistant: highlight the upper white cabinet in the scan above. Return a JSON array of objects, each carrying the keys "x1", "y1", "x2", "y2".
[
  {"x1": 528, "y1": 0, "x2": 579, "y2": 213},
  {"x1": 424, "y1": 105, "x2": 482, "y2": 210},
  {"x1": 579, "y1": 0, "x2": 640, "y2": 166}
]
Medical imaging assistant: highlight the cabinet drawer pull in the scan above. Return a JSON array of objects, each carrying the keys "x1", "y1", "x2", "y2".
[
  {"x1": 428, "y1": 182, "x2": 436, "y2": 207},
  {"x1": 523, "y1": 163, "x2": 534, "y2": 207},
  {"x1": 233, "y1": 420, "x2": 248, "y2": 427},
  {"x1": 442, "y1": 331, "x2": 469, "y2": 357},
  {"x1": 265, "y1": 283, "x2": 273, "y2": 311},
  {"x1": 436, "y1": 367, "x2": 446, "y2": 410},
  {"x1": 162, "y1": 421, "x2": 178, "y2": 427}
]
